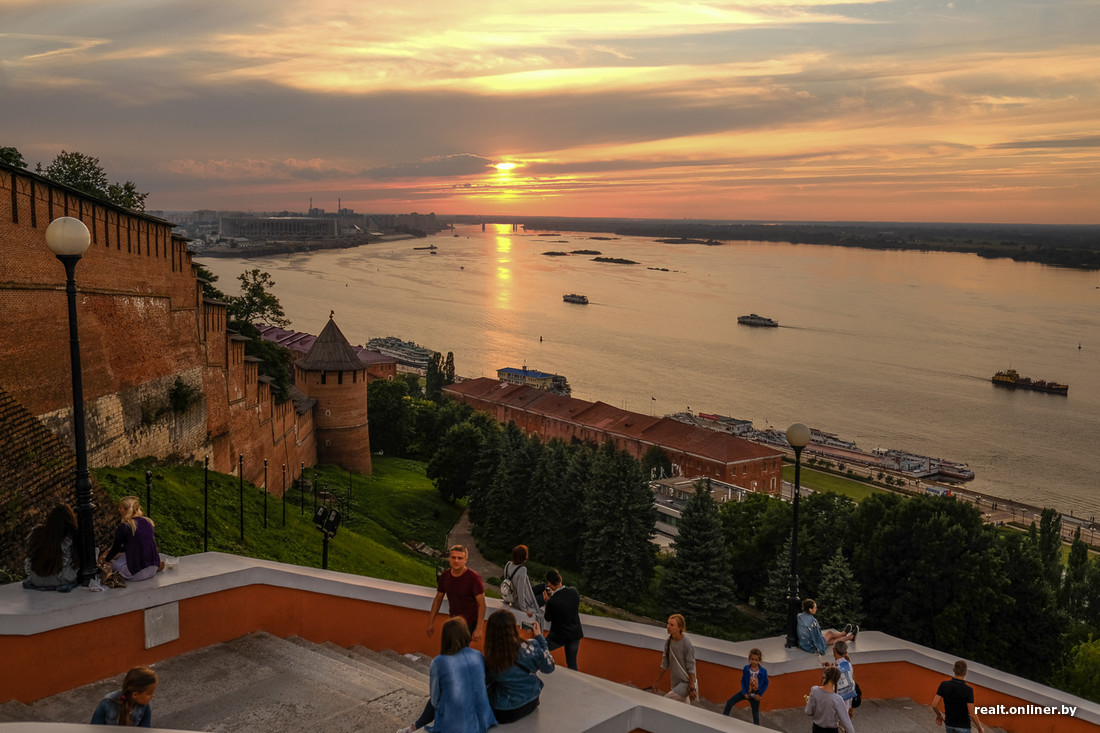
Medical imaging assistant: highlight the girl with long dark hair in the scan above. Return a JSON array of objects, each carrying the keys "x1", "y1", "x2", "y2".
[
  {"x1": 23, "y1": 504, "x2": 80, "y2": 591},
  {"x1": 482, "y1": 609, "x2": 554, "y2": 724}
]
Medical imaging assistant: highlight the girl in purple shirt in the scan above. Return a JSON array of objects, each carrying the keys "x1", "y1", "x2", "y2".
[{"x1": 101, "y1": 496, "x2": 162, "y2": 581}]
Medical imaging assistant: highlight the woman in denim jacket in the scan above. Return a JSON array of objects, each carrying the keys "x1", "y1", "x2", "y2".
[{"x1": 483, "y1": 609, "x2": 555, "y2": 724}]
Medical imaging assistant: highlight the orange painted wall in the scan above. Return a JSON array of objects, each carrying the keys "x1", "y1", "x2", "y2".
[{"x1": 1, "y1": 585, "x2": 1093, "y2": 733}]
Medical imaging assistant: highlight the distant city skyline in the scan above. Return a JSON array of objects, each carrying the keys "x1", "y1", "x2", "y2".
[{"x1": 5, "y1": 0, "x2": 1098, "y2": 224}]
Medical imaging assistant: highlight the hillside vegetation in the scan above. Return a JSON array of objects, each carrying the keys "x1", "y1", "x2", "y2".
[{"x1": 91, "y1": 456, "x2": 463, "y2": 586}]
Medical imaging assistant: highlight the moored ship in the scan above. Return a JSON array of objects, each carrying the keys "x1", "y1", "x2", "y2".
[
  {"x1": 737, "y1": 313, "x2": 778, "y2": 327},
  {"x1": 991, "y1": 369, "x2": 1068, "y2": 395},
  {"x1": 563, "y1": 293, "x2": 589, "y2": 304}
]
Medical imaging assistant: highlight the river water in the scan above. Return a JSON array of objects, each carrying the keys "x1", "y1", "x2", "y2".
[{"x1": 198, "y1": 224, "x2": 1100, "y2": 521}]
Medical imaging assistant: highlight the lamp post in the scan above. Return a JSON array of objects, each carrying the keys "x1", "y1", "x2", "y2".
[
  {"x1": 45, "y1": 216, "x2": 97, "y2": 586},
  {"x1": 784, "y1": 421, "x2": 812, "y2": 648}
]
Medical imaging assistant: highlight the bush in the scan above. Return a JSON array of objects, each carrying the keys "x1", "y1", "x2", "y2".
[{"x1": 169, "y1": 377, "x2": 199, "y2": 413}]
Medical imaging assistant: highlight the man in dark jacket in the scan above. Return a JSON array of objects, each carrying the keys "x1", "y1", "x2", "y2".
[{"x1": 542, "y1": 568, "x2": 583, "y2": 670}]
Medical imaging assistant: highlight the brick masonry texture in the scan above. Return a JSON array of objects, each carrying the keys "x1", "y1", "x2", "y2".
[
  {"x1": 0, "y1": 385, "x2": 118, "y2": 576},
  {"x1": 0, "y1": 165, "x2": 349, "y2": 574}
]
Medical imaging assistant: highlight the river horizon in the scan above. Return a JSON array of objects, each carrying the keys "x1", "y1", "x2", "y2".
[{"x1": 198, "y1": 224, "x2": 1100, "y2": 523}]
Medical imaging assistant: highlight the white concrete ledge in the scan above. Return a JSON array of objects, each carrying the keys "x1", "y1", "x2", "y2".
[{"x1": 4, "y1": 553, "x2": 1098, "y2": 728}]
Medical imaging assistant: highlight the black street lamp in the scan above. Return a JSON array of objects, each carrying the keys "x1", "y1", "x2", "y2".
[
  {"x1": 45, "y1": 216, "x2": 97, "y2": 586},
  {"x1": 784, "y1": 421, "x2": 812, "y2": 648}
]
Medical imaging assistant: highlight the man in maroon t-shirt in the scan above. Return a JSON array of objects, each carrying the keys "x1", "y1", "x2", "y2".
[{"x1": 427, "y1": 544, "x2": 486, "y2": 642}]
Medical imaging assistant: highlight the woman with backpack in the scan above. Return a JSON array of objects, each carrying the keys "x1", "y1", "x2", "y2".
[
  {"x1": 501, "y1": 545, "x2": 541, "y2": 625},
  {"x1": 831, "y1": 640, "x2": 858, "y2": 717},
  {"x1": 650, "y1": 614, "x2": 698, "y2": 704}
]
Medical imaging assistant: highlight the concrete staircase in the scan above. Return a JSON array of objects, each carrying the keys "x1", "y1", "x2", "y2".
[
  {"x1": 1, "y1": 633, "x2": 1009, "y2": 733},
  {"x1": 0, "y1": 632, "x2": 432, "y2": 733}
]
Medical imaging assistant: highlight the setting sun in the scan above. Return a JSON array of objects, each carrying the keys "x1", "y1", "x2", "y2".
[{"x1": 493, "y1": 162, "x2": 518, "y2": 171}]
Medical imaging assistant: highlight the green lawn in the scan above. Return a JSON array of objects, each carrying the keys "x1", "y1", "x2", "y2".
[
  {"x1": 91, "y1": 456, "x2": 464, "y2": 587},
  {"x1": 782, "y1": 464, "x2": 889, "y2": 502}
]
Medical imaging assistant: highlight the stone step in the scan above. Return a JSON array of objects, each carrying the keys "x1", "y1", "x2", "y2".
[
  {"x1": 343, "y1": 645, "x2": 430, "y2": 688},
  {"x1": 280, "y1": 636, "x2": 427, "y2": 695},
  {"x1": 0, "y1": 700, "x2": 38, "y2": 723},
  {"x1": 1, "y1": 632, "x2": 428, "y2": 733},
  {"x1": 381, "y1": 648, "x2": 433, "y2": 677},
  {"x1": 224, "y1": 632, "x2": 421, "y2": 705}
]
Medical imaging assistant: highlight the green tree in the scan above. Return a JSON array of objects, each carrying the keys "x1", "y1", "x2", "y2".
[
  {"x1": 227, "y1": 269, "x2": 289, "y2": 327},
  {"x1": 524, "y1": 439, "x2": 571, "y2": 564},
  {"x1": 998, "y1": 533, "x2": 1068, "y2": 680},
  {"x1": 232, "y1": 321, "x2": 292, "y2": 402},
  {"x1": 442, "y1": 351, "x2": 456, "y2": 384},
  {"x1": 466, "y1": 420, "x2": 505, "y2": 533},
  {"x1": 640, "y1": 445, "x2": 672, "y2": 480},
  {"x1": 426, "y1": 422, "x2": 485, "y2": 502},
  {"x1": 45, "y1": 151, "x2": 109, "y2": 197},
  {"x1": 720, "y1": 492, "x2": 792, "y2": 604},
  {"x1": 557, "y1": 441, "x2": 594, "y2": 569},
  {"x1": 581, "y1": 441, "x2": 657, "y2": 607},
  {"x1": 815, "y1": 547, "x2": 863, "y2": 631},
  {"x1": 1062, "y1": 527, "x2": 1090, "y2": 618},
  {"x1": 796, "y1": 491, "x2": 857, "y2": 599},
  {"x1": 1, "y1": 146, "x2": 28, "y2": 169},
  {"x1": 425, "y1": 352, "x2": 444, "y2": 402},
  {"x1": 399, "y1": 372, "x2": 423, "y2": 396},
  {"x1": 410, "y1": 398, "x2": 471, "y2": 459},
  {"x1": 660, "y1": 479, "x2": 734, "y2": 624},
  {"x1": 194, "y1": 264, "x2": 228, "y2": 302},
  {"x1": 367, "y1": 379, "x2": 414, "y2": 456},
  {"x1": 1035, "y1": 508, "x2": 1064, "y2": 591},
  {"x1": 851, "y1": 495, "x2": 1009, "y2": 662},
  {"x1": 760, "y1": 536, "x2": 794, "y2": 634},
  {"x1": 43, "y1": 150, "x2": 148, "y2": 210},
  {"x1": 1054, "y1": 638, "x2": 1100, "y2": 703},
  {"x1": 475, "y1": 422, "x2": 532, "y2": 551},
  {"x1": 106, "y1": 180, "x2": 148, "y2": 211}
]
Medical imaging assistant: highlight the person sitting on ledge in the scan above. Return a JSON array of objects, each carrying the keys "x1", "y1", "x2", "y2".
[
  {"x1": 23, "y1": 503, "x2": 80, "y2": 592},
  {"x1": 797, "y1": 599, "x2": 855, "y2": 655},
  {"x1": 101, "y1": 496, "x2": 163, "y2": 582}
]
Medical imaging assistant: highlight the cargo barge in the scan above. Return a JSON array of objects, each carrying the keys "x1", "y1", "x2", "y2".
[{"x1": 992, "y1": 369, "x2": 1068, "y2": 395}]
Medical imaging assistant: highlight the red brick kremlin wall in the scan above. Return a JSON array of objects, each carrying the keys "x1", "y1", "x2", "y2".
[{"x1": 0, "y1": 164, "x2": 317, "y2": 505}]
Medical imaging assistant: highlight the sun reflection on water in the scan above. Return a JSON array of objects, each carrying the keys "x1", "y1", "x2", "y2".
[{"x1": 495, "y1": 232, "x2": 512, "y2": 310}]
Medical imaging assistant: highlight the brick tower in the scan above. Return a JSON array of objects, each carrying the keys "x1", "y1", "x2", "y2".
[{"x1": 295, "y1": 314, "x2": 371, "y2": 474}]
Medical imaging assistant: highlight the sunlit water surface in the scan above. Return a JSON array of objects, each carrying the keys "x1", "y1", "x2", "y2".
[{"x1": 199, "y1": 225, "x2": 1100, "y2": 520}]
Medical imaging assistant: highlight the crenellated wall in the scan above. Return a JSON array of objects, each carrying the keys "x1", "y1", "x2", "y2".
[{"x1": 0, "y1": 163, "x2": 318, "y2": 535}]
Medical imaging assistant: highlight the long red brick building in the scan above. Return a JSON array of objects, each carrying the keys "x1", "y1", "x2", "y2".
[{"x1": 445, "y1": 378, "x2": 784, "y2": 491}]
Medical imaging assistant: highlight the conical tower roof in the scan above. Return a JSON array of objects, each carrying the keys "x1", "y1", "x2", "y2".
[{"x1": 296, "y1": 313, "x2": 363, "y2": 372}]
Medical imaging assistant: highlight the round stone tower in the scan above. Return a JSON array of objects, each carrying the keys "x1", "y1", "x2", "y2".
[{"x1": 295, "y1": 314, "x2": 371, "y2": 474}]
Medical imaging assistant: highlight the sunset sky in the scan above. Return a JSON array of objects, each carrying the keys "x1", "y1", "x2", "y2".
[{"x1": 3, "y1": 0, "x2": 1098, "y2": 223}]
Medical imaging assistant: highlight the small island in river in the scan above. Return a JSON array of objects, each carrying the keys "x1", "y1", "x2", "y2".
[
  {"x1": 656, "y1": 237, "x2": 724, "y2": 245},
  {"x1": 593, "y1": 256, "x2": 640, "y2": 264}
]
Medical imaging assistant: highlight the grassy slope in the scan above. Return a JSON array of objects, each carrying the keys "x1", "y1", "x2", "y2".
[
  {"x1": 91, "y1": 456, "x2": 464, "y2": 587},
  {"x1": 782, "y1": 464, "x2": 887, "y2": 502},
  {"x1": 93, "y1": 455, "x2": 770, "y2": 640}
]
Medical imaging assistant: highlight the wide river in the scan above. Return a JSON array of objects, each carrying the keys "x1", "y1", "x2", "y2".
[{"x1": 198, "y1": 225, "x2": 1100, "y2": 522}]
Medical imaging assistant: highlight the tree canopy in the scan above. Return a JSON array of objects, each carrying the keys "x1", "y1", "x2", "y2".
[
  {"x1": 41, "y1": 150, "x2": 148, "y2": 211},
  {"x1": 0, "y1": 146, "x2": 28, "y2": 169},
  {"x1": 661, "y1": 479, "x2": 735, "y2": 624},
  {"x1": 226, "y1": 269, "x2": 289, "y2": 328}
]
